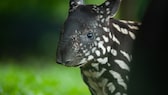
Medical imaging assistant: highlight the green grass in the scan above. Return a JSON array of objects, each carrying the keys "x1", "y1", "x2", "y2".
[{"x1": 0, "y1": 59, "x2": 90, "y2": 95}]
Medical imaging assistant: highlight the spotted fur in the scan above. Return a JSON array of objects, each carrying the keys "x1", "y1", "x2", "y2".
[{"x1": 56, "y1": 0, "x2": 140, "y2": 95}]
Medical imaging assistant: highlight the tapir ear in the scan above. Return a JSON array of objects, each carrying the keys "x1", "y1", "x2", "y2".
[
  {"x1": 97, "y1": 0, "x2": 121, "y2": 17},
  {"x1": 69, "y1": 0, "x2": 84, "y2": 12}
]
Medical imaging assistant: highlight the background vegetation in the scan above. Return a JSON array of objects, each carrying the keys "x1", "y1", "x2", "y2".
[{"x1": 0, "y1": 0, "x2": 150, "y2": 95}]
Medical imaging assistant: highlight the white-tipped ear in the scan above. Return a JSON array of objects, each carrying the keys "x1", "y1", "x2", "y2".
[
  {"x1": 69, "y1": 0, "x2": 84, "y2": 12},
  {"x1": 98, "y1": 0, "x2": 121, "y2": 17}
]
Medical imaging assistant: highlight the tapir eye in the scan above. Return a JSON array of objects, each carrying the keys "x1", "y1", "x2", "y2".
[{"x1": 87, "y1": 32, "x2": 94, "y2": 39}]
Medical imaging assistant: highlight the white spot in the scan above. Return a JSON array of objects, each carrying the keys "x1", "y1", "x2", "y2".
[
  {"x1": 115, "y1": 92, "x2": 121, "y2": 95},
  {"x1": 83, "y1": 49, "x2": 88, "y2": 53},
  {"x1": 107, "y1": 82, "x2": 116, "y2": 93},
  {"x1": 101, "y1": 18, "x2": 105, "y2": 23},
  {"x1": 83, "y1": 45, "x2": 86, "y2": 48},
  {"x1": 107, "y1": 10, "x2": 110, "y2": 14},
  {"x1": 123, "y1": 93, "x2": 127, "y2": 95},
  {"x1": 77, "y1": 0, "x2": 83, "y2": 5},
  {"x1": 100, "y1": 11, "x2": 104, "y2": 14},
  {"x1": 106, "y1": 8, "x2": 110, "y2": 11},
  {"x1": 96, "y1": 37, "x2": 100, "y2": 41},
  {"x1": 107, "y1": 46, "x2": 111, "y2": 52},
  {"x1": 98, "y1": 24, "x2": 102, "y2": 27},
  {"x1": 121, "y1": 28, "x2": 128, "y2": 35},
  {"x1": 120, "y1": 50, "x2": 131, "y2": 62},
  {"x1": 85, "y1": 51, "x2": 90, "y2": 56},
  {"x1": 94, "y1": 22, "x2": 99, "y2": 28},
  {"x1": 105, "y1": 16, "x2": 111, "y2": 24},
  {"x1": 128, "y1": 25, "x2": 139, "y2": 30},
  {"x1": 92, "y1": 47, "x2": 97, "y2": 53},
  {"x1": 126, "y1": 76, "x2": 129, "y2": 81},
  {"x1": 94, "y1": 41, "x2": 98, "y2": 46},
  {"x1": 114, "y1": 59, "x2": 130, "y2": 71},
  {"x1": 112, "y1": 35, "x2": 120, "y2": 45},
  {"x1": 112, "y1": 23, "x2": 121, "y2": 32},
  {"x1": 98, "y1": 41, "x2": 106, "y2": 55},
  {"x1": 129, "y1": 31, "x2": 136, "y2": 40},
  {"x1": 105, "y1": 1, "x2": 110, "y2": 6},
  {"x1": 70, "y1": 1, "x2": 75, "y2": 5},
  {"x1": 95, "y1": 50, "x2": 101, "y2": 56},
  {"x1": 103, "y1": 27, "x2": 109, "y2": 32},
  {"x1": 91, "y1": 63, "x2": 99, "y2": 71},
  {"x1": 107, "y1": 63, "x2": 111, "y2": 66},
  {"x1": 88, "y1": 55, "x2": 94, "y2": 61},
  {"x1": 79, "y1": 58, "x2": 87, "y2": 64},
  {"x1": 109, "y1": 70, "x2": 127, "y2": 90},
  {"x1": 99, "y1": 15, "x2": 103, "y2": 18},
  {"x1": 79, "y1": 43, "x2": 83, "y2": 46},
  {"x1": 102, "y1": 35, "x2": 109, "y2": 43},
  {"x1": 111, "y1": 48, "x2": 117, "y2": 56},
  {"x1": 97, "y1": 57, "x2": 108, "y2": 64}
]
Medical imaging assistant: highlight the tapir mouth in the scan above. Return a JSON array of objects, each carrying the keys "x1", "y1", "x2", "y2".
[{"x1": 56, "y1": 56, "x2": 84, "y2": 67}]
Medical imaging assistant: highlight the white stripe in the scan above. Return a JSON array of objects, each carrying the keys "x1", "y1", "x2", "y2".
[
  {"x1": 120, "y1": 50, "x2": 131, "y2": 62},
  {"x1": 103, "y1": 27, "x2": 109, "y2": 32},
  {"x1": 109, "y1": 32, "x2": 112, "y2": 39},
  {"x1": 128, "y1": 25, "x2": 139, "y2": 30},
  {"x1": 102, "y1": 35, "x2": 109, "y2": 42},
  {"x1": 119, "y1": 20, "x2": 128, "y2": 23},
  {"x1": 112, "y1": 35, "x2": 120, "y2": 45},
  {"x1": 121, "y1": 28, "x2": 128, "y2": 35},
  {"x1": 128, "y1": 21, "x2": 136, "y2": 24},
  {"x1": 109, "y1": 70, "x2": 127, "y2": 90},
  {"x1": 129, "y1": 31, "x2": 136, "y2": 40},
  {"x1": 113, "y1": 23, "x2": 121, "y2": 32},
  {"x1": 114, "y1": 59, "x2": 130, "y2": 71}
]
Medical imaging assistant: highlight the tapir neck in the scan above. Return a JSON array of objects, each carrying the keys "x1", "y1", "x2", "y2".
[{"x1": 80, "y1": 62, "x2": 129, "y2": 95}]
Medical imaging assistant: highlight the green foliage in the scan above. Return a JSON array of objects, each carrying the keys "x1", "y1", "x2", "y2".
[
  {"x1": 0, "y1": 0, "x2": 148, "y2": 20},
  {"x1": 0, "y1": 60, "x2": 90, "y2": 95}
]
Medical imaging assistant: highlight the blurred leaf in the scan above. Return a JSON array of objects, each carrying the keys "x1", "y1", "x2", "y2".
[{"x1": 0, "y1": 60, "x2": 90, "y2": 95}]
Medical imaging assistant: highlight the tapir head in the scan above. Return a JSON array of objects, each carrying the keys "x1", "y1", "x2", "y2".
[{"x1": 56, "y1": 0, "x2": 121, "y2": 67}]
